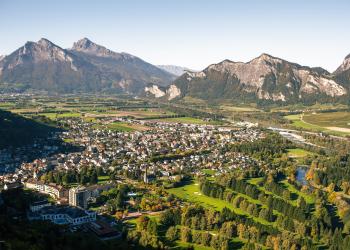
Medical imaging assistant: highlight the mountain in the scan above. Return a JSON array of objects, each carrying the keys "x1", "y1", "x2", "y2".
[
  {"x1": 70, "y1": 38, "x2": 176, "y2": 93},
  {"x1": 334, "y1": 54, "x2": 350, "y2": 90},
  {"x1": 156, "y1": 65, "x2": 194, "y2": 76},
  {"x1": 0, "y1": 38, "x2": 175, "y2": 94},
  {"x1": 146, "y1": 54, "x2": 348, "y2": 104}
]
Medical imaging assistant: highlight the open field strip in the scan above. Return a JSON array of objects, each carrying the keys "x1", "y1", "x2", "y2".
[
  {"x1": 155, "y1": 117, "x2": 223, "y2": 125},
  {"x1": 287, "y1": 148, "x2": 314, "y2": 158},
  {"x1": 168, "y1": 181, "x2": 275, "y2": 226},
  {"x1": 219, "y1": 105, "x2": 260, "y2": 112},
  {"x1": 285, "y1": 113, "x2": 350, "y2": 136}
]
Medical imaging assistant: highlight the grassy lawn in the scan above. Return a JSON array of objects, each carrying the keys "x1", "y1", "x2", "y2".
[
  {"x1": 85, "y1": 109, "x2": 176, "y2": 119},
  {"x1": 168, "y1": 182, "x2": 235, "y2": 211},
  {"x1": 247, "y1": 177, "x2": 298, "y2": 206},
  {"x1": 247, "y1": 177, "x2": 315, "y2": 206},
  {"x1": 0, "y1": 102, "x2": 16, "y2": 109},
  {"x1": 285, "y1": 113, "x2": 350, "y2": 136},
  {"x1": 63, "y1": 138, "x2": 74, "y2": 143},
  {"x1": 173, "y1": 241, "x2": 213, "y2": 250},
  {"x1": 246, "y1": 177, "x2": 264, "y2": 185},
  {"x1": 111, "y1": 122, "x2": 149, "y2": 132},
  {"x1": 82, "y1": 116, "x2": 98, "y2": 123},
  {"x1": 38, "y1": 112, "x2": 82, "y2": 119},
  {"x1": 287, "y1": 148, "x2": 314, "y2": 158},
  {"x1": 285, "y1": 114, "x2": 324, "y2": 131},
  {"x1": 303, "y1": 111, "x2": 350, "y2": 129},
  {"x1": 220, "y1": 105, "x2": 260, "y2": 112},
  {"x1": 98, "y1": 175, "x2": 110, "y2": 184},
  {"x1": 280, "y1": 180, "x2": 315, "y2": 204},
  {"x1": 106, "y1": 122, "x2": 136, "y2": 132},
  {"x1": 202, "y1": 169, "x2": 216, "y2": 175},
  {"x1": 167, "y1": 181, "x2": 273, "y2": 226}
]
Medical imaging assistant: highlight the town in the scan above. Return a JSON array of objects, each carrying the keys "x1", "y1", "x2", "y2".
[
  {"x1": 0, "y1": 107, "x2": 266, "y2": 243},
  {"x1": 2, "y1": 93, "x2": 350, "y2": 250}
]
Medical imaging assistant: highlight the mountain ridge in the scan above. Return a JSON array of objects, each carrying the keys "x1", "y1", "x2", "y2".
[
  {"x1": 0, "y1": 38, "x2": 175, "y2": 94},
  {"x1": 146, "y1": 53, "x2": 350, "y2": 105}
]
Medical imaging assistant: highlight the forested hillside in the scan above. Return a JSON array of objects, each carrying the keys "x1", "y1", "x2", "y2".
[{"x1": 0, "y1": 110, "x2": 58, "y2": 149}]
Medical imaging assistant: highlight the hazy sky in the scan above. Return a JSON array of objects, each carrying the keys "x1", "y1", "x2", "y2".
[{"x1": 1, "y1": 0, "x2": 350, "y2": 71}]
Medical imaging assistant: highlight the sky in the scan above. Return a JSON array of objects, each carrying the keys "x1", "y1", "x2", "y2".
[{"x1": 0, "y1": 0, "x2": 350, "y2": 72}]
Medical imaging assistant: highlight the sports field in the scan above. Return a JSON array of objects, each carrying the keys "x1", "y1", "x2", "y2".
[{"x1": 167, "y1": 181, "x2": 273, "y2": 226}]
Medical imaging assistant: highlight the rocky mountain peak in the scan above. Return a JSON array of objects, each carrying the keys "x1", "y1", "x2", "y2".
[
  {"x1": 0, "y1": 38, "x2": 174, "y2": 94},
  {"x1": 251, "y1": 53, "x2": 283, "y2": 65},
  {"x1": 72, "y1": 37, "x2": 94, "y2": 50},
  {"x1": 72, "y1": 38, "x2": 115, "y2": 57},
  {"x1": 335, "y1": 54, "x2": 350, "y2": 74},
  {"x1": 37, "y1": 38, "x2": 54, "y2": 47},
  {"x1": 148, "y1": 53, "x2": 349, "y2": 103}
]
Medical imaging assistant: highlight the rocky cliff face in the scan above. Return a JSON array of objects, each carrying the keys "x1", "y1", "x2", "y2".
[
  {"x1": 0, "y1": 38, "x2": 102, "y2": 92},
  {"x1": 146, "y1": 54, "x2": 348, "y2": 104},
  {"x1": 334, "y1": 54, "x2": 350, "y2": 90},
  {"x1": 69, "y1": 38, "x2": 176, "y2": 93},
  {"x1": 0, "y1": 38, "x2": 174, "y2": 93}
]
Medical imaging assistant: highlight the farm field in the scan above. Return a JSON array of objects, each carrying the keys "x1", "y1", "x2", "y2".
[
  {"x1": 93, "y1": 122, "x2": 149, "y2": 132},
  {"x1": 285, "y1": 113, "x2": 350, "y2": 136},
  {"x1": 271, "y1": 103, "x2": 348, "y2": 112},
  {"x1": 219, "y1": 105, "x2": 260, "y2": 112},
  {"x1": 108, "y1": 122, "x2": 149, "y2": 132},
  {"x1": 83, "y1": 108, "x2": 176, "y2": 119},
  {"x1": 156, "y1": 117, "x2": 223, "y2": 125},
  {"x1": 39, "y1": 112, "x2": 82, "y2": 119},
  {"x1": 302, "y1": 112, "x2": 350, "y2": 130}
]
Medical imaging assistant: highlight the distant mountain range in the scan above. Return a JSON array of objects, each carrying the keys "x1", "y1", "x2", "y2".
[
  {"x1": 156, "y1": 65, "x2": 194, "y2": 76},
  {"x1": 0, "y1": 38, "x2": 175, "y2": 94},
  {"x1": 146, "y1": 53, "x2": 350, "y2": 105},
  {"x1": 1, "y1": 38, "x2": 350, "y2": 105}
]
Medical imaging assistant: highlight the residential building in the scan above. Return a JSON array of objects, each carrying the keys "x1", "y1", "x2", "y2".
[
  {"x1": 69, "y1": 186, "x2": 90, "y2": 209},
  {"x1": 30, "y1": 200, "x2": 51, "y2": 212}
]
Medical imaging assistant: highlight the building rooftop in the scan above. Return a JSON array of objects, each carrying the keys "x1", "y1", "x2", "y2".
[
  {"x1": 39, "y1": 206, "x2": 91, "y2": 219},
  {"x1": 31, "y1": 200, "x2": 49, "y2": 206}
]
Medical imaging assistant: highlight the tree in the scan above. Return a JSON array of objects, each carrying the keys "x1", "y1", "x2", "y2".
[
  {"x1": 160, "y1": 208, "x2": 181, "y2": 226},
  {"x1": 237, "y1": 223, "x2": 246, "y2": 240},
  {"x1": 283, "y1": 190, "x2": 291, "y2": 200},
  {"x1": 166, "y1": 226, "x2": 178, "y2": 241},
  {"x1": 137, "y1": 215, "x2": 150, "y2": 231},
  {"x1": 147, "y1": 219, "x2": 158, "y2": 236},
  {"x1": 47, "y1": 171, "x2": 54, "y2": 183},
  {"x1": 181, "y1": 227, "x2": 192, "y2": 243},
  {"x1": 62, "y1": 173, "x2": 69, "y2": 184},
  {"x1": 201, "y1": 232, "x2": 211, "y2": 246},
  {"x1": 90, "y1": 171, "x2": 98, "y2": 184}
]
